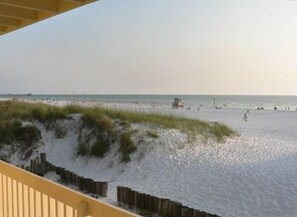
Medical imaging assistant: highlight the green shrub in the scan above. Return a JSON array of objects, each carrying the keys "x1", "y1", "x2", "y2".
[
  {"x1": 90, "y1": 137, "x2": 110, "y2": 157},
  {"x1": 82, "y1": 111, "x2": 114, "y2": 132},
  {"x1": 31, "y1": 105, "x2": 67, "y2": 127},
  {"x1": 0, "y1": 101, "x2": 32, "y2": 120},
  {"x1": 99, "y1": 115, "x2": 114, "y2": 133},
  {"x1": 209, "y1": 122, "x2": 235, "y2": 142},
  {"x1": 77, "y1": 143, "x2": 88, "y2": 156},
  {"x1": 31, "y1": 107, "x2": 47, "y2": 122},
  {"x1": 65, "y1": 104, "x2": 84, "y2": 114},
  {"x1": 81, "y1": 109, "x2": 102, "y2": 128},
  {"x1": 13, "y1": 124, "x2": 41, "y2": 146},
  {"x1": 120, "y1": 132, "x2": 136, "y2": 162},
  {"x1": 45, "y1": 108, "x2": 67, "y2": 122},
  {"x1": 0, "y1": 120, "x2": 15, "y2": 144},
  {"x1": 79, "y1": 111, "x2": 115, "y2": 157},
  {"x1": 0, "y1": 120, "x2": 40, "y2": 147}
]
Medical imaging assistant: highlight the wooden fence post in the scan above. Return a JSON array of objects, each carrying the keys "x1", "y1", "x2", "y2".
[
  {"x1": 78, "y1": 176, "x2": 84, "y2": 190},
  {"x1": 171, "y1": 201, "x2": 182, "y2": 217},
  {"x1": 162, "y1": 199, "x2": 170, "y2": 217},
  {"x1": 117, "y1": 186, "x2": 120, "y2": 202},
  {"x1": 101, "y1": 182, "x2": 108, "y2": 197},
  {"x1": 129, "y1": 190, "x2": 135, "y2": 208},
  {"x1": 148, "y1": 195, "x2": 154, "y2": 213},
  {"x1": 153, "y1": 196, "x2": 159, "y2": 213},
  {"x1": 30, "y1": 159, "x2": 34, "y2": 172},
  {"x1": 40, "y1": 153, "x2": 47, "y2": 163},
  {"x1": 157, "y1": 198, "x2": 163, "y2": 215}
]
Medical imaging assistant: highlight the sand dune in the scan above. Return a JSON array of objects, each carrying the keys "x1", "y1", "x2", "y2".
[{"x1": 5, "y1": 99, "x2": 297, "y2": 217}]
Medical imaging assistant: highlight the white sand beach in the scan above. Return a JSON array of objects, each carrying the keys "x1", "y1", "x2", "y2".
[{"x1": 5, "y1": 99, "x2": 297, "y2": 217}]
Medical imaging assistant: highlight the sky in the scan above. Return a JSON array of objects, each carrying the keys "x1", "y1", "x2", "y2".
[{"x1": 1, "y1": 0, "x2": 297, "y2": 95}]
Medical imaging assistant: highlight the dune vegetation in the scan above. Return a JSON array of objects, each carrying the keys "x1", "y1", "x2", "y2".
[{"x1": 0, "y1": 100, "x2": 235, "y2": 161}]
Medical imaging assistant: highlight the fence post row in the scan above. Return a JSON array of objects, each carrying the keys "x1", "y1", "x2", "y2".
[
  {"x1": 117, "y1": 186, "x2": 220, "y2": 217},
  {"x1": 18, "y1": 153, "x2": 108, "y2": 198}
]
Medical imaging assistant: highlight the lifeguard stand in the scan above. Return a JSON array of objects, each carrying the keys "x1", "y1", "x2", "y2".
[{"x1": 172, "y1": 98, "x2": 184, "y2": 108}]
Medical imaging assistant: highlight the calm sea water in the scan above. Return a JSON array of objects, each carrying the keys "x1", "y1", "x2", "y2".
[{"x1": 1, "y1": 94, "x2": 297, "y2": 110}]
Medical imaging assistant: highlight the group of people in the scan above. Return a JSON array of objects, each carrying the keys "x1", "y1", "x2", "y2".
[{"x1": 274, "y1": 106, "x2": 290, "y2": 111}]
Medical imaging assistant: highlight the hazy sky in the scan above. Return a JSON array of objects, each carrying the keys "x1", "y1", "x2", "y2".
[{"x1": 1, "y1": 0, "x2": 297, "y2": 95}]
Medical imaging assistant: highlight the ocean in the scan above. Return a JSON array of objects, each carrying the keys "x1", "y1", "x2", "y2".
[{"x1": 1, "y1": 94, "x2": 297, "y2": 110}]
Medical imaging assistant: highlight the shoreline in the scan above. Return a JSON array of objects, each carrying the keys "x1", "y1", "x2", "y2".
[{"x1": 1, "y1": 95, "x2": 297, "y2": 111}]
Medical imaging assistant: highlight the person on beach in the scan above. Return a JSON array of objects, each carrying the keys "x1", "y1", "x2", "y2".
[{"x1": 243, "y1": 112, "x2": 248, "y2": 122}]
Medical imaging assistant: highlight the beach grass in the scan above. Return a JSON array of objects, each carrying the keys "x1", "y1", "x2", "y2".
[
  {"x1": 0, "y1": 100, "x2": 235, "y2": 160},
  {"x1": 120, "y1": 132, "x2": 136, "y2": 162},
  {"x1": 0, "y1": 100, "x2": 235, "y2": 141}
]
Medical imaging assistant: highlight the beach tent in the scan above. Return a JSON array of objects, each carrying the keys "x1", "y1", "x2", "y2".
[{"x1": 0, "y1": 0, "x2": 97, "y2": 36}]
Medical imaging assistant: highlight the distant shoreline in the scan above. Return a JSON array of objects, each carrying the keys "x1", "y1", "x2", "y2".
[{"x1": 1, "y1": 94, "x2": 297, "y2": 111}]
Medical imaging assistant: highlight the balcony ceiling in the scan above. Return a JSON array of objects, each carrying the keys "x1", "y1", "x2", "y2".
[{"x1": 0, "y1": 0, "x2": 97, "y2": 36}]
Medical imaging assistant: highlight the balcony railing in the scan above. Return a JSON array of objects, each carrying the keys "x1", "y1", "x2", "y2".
[{"x1": 0, "y1": 160, "x2": 138, "y2": 217}]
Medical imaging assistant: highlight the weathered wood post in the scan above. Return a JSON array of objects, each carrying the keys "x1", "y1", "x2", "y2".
[
  {"x1": 171, "y1": 201, "x2": 182, "y2": 217},
  {"x1": 153, "y1": 196, "x2": 159, "y2": 213},
  {"x1": 117, "y1": 186, "x2": 122, "y2": 203},
  {"x1": 135, "y1": 191, "x2": 141, "y2": 209},
  {"x1": 148, "y1": 195, "x2": 154, "y2": 213},
  {"x1": 78, "y1": 176, "x2": 84, "y2": 191},
  {"x1": 30, "y1": 159, "x2": 34, "y2": 172},
  {"x1": 182, "y1": 206, "x2": 193, "y2": 217},
  {"x1": 40, "y1": 153, "x2": 47, "y2": 163},
  {"x1": 129, "y1": 190, "x2": 135, "y2": 208},
  {"x1": 162, "y1": 199, "x2": 170, "y2": 217},
  {"x1": 90, "y1": 179, "x2": 95, "y2": 193},
  {"x1": 83, "y1": 178, "x2": 94, "y2": 192},
  {"x1": 134, "y1": 191, "x2": 139, "y2": 208},
  {"x1": 101, "y1": 182, "x2": 108, "y2": 197},
  {"x1": 188, "y1": 208, "x2": 194, "y2": 217}
]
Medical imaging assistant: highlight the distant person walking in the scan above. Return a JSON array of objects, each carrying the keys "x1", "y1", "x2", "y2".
[{"x1": 243, "y1": 112, "x2": 248, "y2": 122}]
